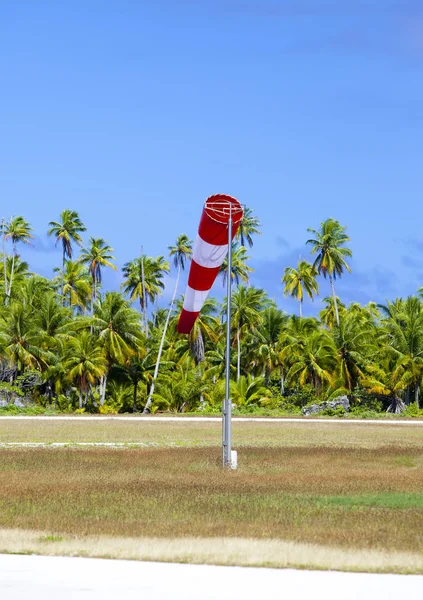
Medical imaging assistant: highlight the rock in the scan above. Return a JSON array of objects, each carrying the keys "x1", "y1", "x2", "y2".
[
  {"x1": 0, "y1": 399, "x2": 8, "y2": 408},
  {"x1": 302, "y1": 395, "x2": 350, "y2": 416},
  {"x1": 13, "y1": 398, "x2": 26, "y2": 408}
]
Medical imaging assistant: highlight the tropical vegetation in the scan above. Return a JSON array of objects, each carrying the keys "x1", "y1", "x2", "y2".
[{"x1": 1, "y1": 210, "x2": 422, "y2": 416}]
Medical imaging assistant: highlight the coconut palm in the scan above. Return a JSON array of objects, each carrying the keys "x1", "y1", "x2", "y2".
[
  {"x1": 220, "y1": 243, "x2": 253, "y2": 287},
  {"x1": 0, "y1": 301, "x2": 53, "y2": 375},
  {"x1": 283, "y1": 329, "x2": 337, "y2": 392},
  {"x1": 331, "y1": 312, "x2": 376, "y2": 392},
  {"x1": 151, "y1": 355, "x2": 209, "y2": 413},
  {"x1": 378, "y1": 296, "x2": 423, "y2": 408},
  {"x1": 0, "y1": 256, "x2": 29, "y2": 300},
  {"x1": 307, "y1": 219, "x2": 352, "y2": 326},
  {"x1": 79, "y1": 237, "x2": 116, "y2": 313},
  {"x1": 143, "y1": 235, "x2": 192, "y2": 413},
  {"x1": 113, "y1": 349, "x2": 153, "y2": 412},
  {"x1": 282, "y1": 260, "x2": 319, "y2": 318},
  {"x1": 54, "y1": 260, "x2": 91, "y2": 311},
  {"x1": 188, "y1": 297, "x2": 220, "y2": 365},
  {"x1": 63, "y1": 331, "x2": 107, "y2": 409},
  {"x1": 236, "y1": 207, "x2": 261, "y2": 248},
  {"x1": 230, "y1": 375, "x2": 268, "y2": 408},
  {"x1": 90, "y1": 292, "x2": 143, "y2": 405},
  {"x1": 255, "y1": 306, "x2": 289, "y2": 388},
  {"x1": 361, "y1": 357, "x2": 409, "y2": 414},
  {"x1": 121, "y1": 255, "x2": 170, "y2": 334},
  {"x1": 230, "y1": 286, "x2": 268, "y2": 381},
  {"x1": 319, "y1": 296, "x2": 346, "y2": 329},
  {"x1": 4, "y1": 216, "x2": 33, "y2": 302},
  {"x1": 48, "y1": 210, "x2": 86, "y2": 298}
]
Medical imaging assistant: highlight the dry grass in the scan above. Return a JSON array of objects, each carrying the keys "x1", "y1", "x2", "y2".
[
  {"x1": 2, "y1": 528, "x2": 423, "y2": 574},
  {"x1": 1, "y1": 418, "x2": 423, "y2": 448},
  {"x1": 1, "y1": 446, "x2": 423, "y2": 556},
  {"x1": 1, "y1": 420, "x2": 423, "y2": 572}
]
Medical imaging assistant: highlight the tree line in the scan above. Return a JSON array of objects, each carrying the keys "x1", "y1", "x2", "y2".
[{"x1": 0, "y1": 209, "x2": 422, "y2": 415}]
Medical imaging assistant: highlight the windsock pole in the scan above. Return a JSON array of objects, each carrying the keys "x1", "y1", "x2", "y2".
[{"x1": 223, "y1": 204, "x2": 233, "y2": 469}]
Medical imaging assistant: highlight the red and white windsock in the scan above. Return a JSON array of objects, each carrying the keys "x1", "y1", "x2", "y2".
[{"x1": 177, "y1": 194, "x2": 244, "y2": 334}]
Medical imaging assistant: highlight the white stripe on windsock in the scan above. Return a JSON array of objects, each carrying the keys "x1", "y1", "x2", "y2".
[
  {"x1": 183, "y1": 285, "x2": 210, "y2": 313},
  {"x1": 192, "y1": 234, "x2": 228, "y2": 269}
]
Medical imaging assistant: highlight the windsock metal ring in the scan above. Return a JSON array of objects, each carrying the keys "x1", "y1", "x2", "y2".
[{"x1": 177, "y1": 194, "x2": 244, "y2": 334}]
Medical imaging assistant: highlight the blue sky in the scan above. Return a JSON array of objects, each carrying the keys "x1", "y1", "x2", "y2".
[{"x1": 1, "y1": 0, "x2": 423, "y2": 315}]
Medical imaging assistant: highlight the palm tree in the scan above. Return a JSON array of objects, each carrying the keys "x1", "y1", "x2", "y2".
[
  {"x1": 282, "y1": 259, "x2": 318, "y2": 318},
  {"x1": 255, "y1": 306, "x2": 289, "y2": 388},
  {"x1": 121, "y1": 255, "x2": 170, "y2": 335},
  {"x1": 236, "y1": 207, "x2": 261, "y2": 247},
  {"x1": 378, "y1": 297, "x2": 423, "y2": 408},
  {"x1": 331, "y1": 311, "x2": 376, "y2": 392},
  {"x1": 319, "y1": 296, "x2": 346, "y2": 329},
  {"x1": 0, "y1": 301, "x2": 53, "y2": 375},
  {"x1": 63, "y1": 331, "x2": 107, "y2": 409},
  {"x1": 283, "y1": 329, "x2": 337, "y2": 392},
  {"x1": 48, "y1": 210, "x2": 86, "y2": 299},
  {"x1": 79, "y1": 237, "x2": 116, "y2": 313},
  {"x1": 230, "y1": 375, "x2": 268, "y2": 408},
  {"x1": 90, "y1": 292, "x2": 143, "y2": 405},
  {"x1": 220, "y1": 243, "x2": 253, "y2": 287},
  {"x1": 54, "y1": 260, "x2": 91, "y2": 312},
  {"x1": 143, "y1": 235, "x2": 192, "y2": 413},
  {"x1": 307, "y1": 219, "x2": 352, "y2": 326},
  {"x1": 4, "y1": 216, "x2": 33, "y2": 302},
  {"x1": 188, "y1": 297, "x2": 220, "y2": 365},
  {"x1": 1, "y1": 256, "x2": 29, "y2": 300},
  {"x1": 230, "y1": 286, "x2": 268, "y2": 380},
  {"x1": 113, "y1": 349, "x2": 153, "y2": 412},
  {"x1": 362, "y1": 357, "x2": 409, "y2": 414}
]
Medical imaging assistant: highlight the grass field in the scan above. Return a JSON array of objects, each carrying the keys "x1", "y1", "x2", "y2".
[{"x1": 1, "y1": 418, "x2": 423, "y2": 572}]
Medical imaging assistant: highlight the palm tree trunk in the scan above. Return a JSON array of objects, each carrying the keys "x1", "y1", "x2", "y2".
[
  {"x1": 299, "y1": 299, "x2": 303, "y2": 319},
  {"x1": 141, "y1": 251, "x2": 149, "y2": 338},
  {"x1": 143, "y1": 263, "x2": 181, "y2": 413},
  {"x1": 280, "y1": 365, "x2": 285, "y2": 395},
  {"x1": 91, "y1": 278, "x2": 95, "y2": 315},
  {"x1": 99, "y1": 374, "x2": 107, "y2": 406},
  {"x1": 329, "y1": 273, "x2": 339, "y2": 326},
  {"x1": 387, "y1": 395, "x2": 405, "y2": 414},
  {"x1": 237, "y1": 326, "x2": 241, "y2": 382},
  {"x1": 7, "y1": 251, "x2": 16, "y2": 303},
  {"x1": 79, "y1": 388, "x2": 83, "y2": 410},
  {"x1": 415, "y1": 382, "x2": 420, "y2": 409},
  {"x1": 61, "y1": 246, "x2": 65, "y2": 304},
  {"x1": 133, "y1": 380, "x2": 138, "y2": 413},
  {"x1": 2, "y1": 218, "x2": 8, "y2": 299}
]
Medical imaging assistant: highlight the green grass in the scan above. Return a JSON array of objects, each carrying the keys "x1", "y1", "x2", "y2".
[{"x1": 1, "y1": 420, "x2": 423, "y2": 572}]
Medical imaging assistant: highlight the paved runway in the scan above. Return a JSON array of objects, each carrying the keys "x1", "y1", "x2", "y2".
[{"x1": 1, "y1": 554, "x2": 422, "y2": 600}]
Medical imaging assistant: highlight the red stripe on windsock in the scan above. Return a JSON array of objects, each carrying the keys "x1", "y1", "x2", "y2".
[
  {"x1": 178, "y1": 309, "x2": 200, "y2": 334},
  {"x1": 177, "y1": 194, "x2": 244, "y2": 335},
  {"x1": 199, "y1": 195, "x2": 243, "y2": 246},
  {"x1": 188, "y1": 260, "x2": 220, "y2": 291}
]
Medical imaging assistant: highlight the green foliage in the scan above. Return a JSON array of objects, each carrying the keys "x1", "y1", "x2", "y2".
[
  {"x1": 2, "y1": 210, "x2": 423, "y2": 418},
  {"x1": 321, "y1": 405, "x2": 347, "y2": 417},
  {"x1": 402, "y1": 403, "x2": 423, "y2": 418},
  {"x1": 284, "y1": 384, "x2": 319, "y2": 408}
]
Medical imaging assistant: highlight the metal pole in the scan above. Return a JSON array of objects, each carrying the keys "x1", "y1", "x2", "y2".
[{"x1": 223, "y1": 204, "x2": 233, "y2": 468}]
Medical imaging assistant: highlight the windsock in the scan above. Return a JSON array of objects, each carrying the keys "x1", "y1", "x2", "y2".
[{"x1": 177, "y1": 194, "x2": 244, "y2": 334}]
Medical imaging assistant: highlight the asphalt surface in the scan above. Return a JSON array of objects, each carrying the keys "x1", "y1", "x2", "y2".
[{"x1": 1, "y1": 555, "x2": 422, "y2": 600}]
